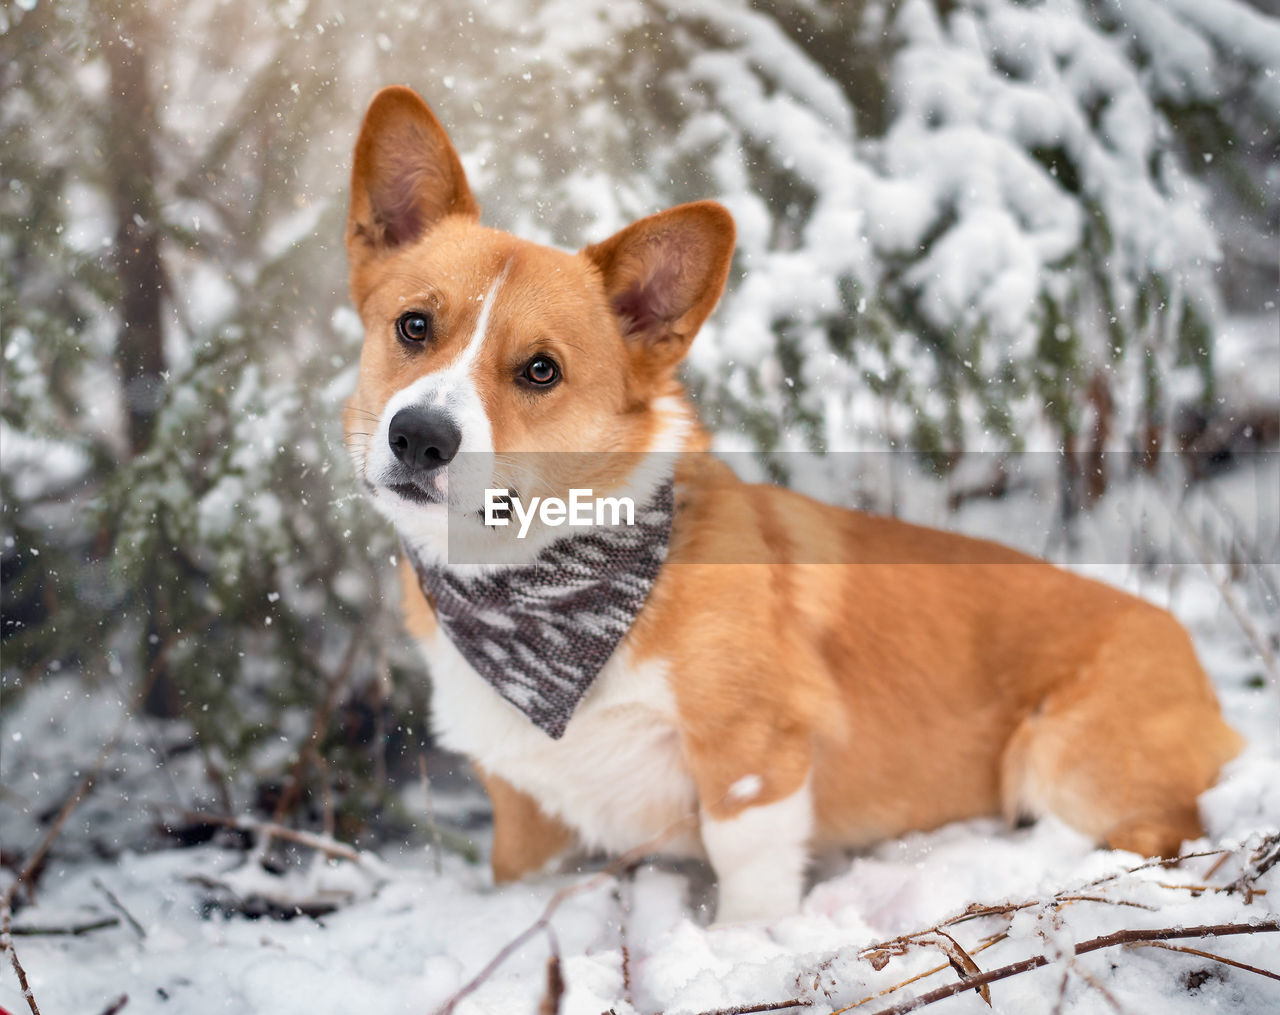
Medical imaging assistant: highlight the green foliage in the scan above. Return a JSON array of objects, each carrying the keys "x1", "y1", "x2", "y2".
[
  {"x1": 1, "y1": 0, "x2": 1274, "y2": 841},
  {"x1": 1, "y1": 0, "x2": 409, "y2": 834}
]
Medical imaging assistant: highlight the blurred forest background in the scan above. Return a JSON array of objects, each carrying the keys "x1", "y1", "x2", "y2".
[{"x1": 2, "y1": 0, "x2": 1278, "y2": 855}]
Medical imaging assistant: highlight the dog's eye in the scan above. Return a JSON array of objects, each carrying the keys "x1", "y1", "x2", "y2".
[
  {"x1": 521, "y1": 357, "x2": 560, "y2": 387},
  {"x1": 396, "y1": 311, "x2": 432, "y2": 344}
]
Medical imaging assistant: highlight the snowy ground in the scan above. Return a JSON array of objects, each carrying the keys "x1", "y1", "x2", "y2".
[{"x1": 3, "y1": 501, "x2": 1279, "y2": 1015}]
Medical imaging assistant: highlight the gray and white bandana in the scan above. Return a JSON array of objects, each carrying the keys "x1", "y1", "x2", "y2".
[{"x1": 404, "y1": 480, "x2": 674, "y2": 739}]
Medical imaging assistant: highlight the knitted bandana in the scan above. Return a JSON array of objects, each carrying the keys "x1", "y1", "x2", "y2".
[{"x1": 403, "y1": 480, "x2": 675, "y2": 739}]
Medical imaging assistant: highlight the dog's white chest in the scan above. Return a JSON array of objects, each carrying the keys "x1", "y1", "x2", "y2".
[{"x1": 420, "y1": 630, "x2": 700, "y2": 856}]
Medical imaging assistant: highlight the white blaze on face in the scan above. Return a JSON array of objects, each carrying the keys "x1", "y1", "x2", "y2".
[{"x1": 364, "y1": 264, "x2": 509, "y2": 551}]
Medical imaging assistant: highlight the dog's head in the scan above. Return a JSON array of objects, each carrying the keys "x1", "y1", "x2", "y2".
[{"x1": 342, "y1": 86, "x2": 734, "y2": 557}]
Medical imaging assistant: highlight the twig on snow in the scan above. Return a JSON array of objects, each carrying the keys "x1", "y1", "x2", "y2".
[
  {"x1": 694, "y1": 1002, "x2": 812, "y2": 1015},
  {"x1": 1049, "y1": 965, "x2": 1071, "y2": 1015},
  {"x1": 537, "y1": 927, "x2": 565, "y2": 1015},
  {"x1": 1, "y1": 893, "x2": 41, "y2": 1015},
  {"x1": 0, "y1": 656, "x2": 154, "y2": 1015},
  {"x1": 1058, "y1": 954, "x2": 1130, "y2": 1015},
  {"x1": 433, "y1": 814, "x2": 697, "y2": 1015},
  {"x1": 418, "y1": 754, "x2": 444, "y2": 876},
  {"x1": 827, "y1": 933, "x2": 1010, "y2": 1013},
  {"x1": 1133, "y1": 940, "x2": 1280, "y2": 983},
  {"x1": 799, "y1": 840, "x2": 1277, "y2": 1015},
  {"x1": 174, "y1": 810, "x2": 379, "y2": 871},
  {"x1": 1231, "y1": 832, "x2": 1280, "y2": 902},
  {"x1": 1168, "y1": 499, "x2": 1280, "y2": 689},
  {"x1": 1055, "y1": 894, "x2": 1156, "y2": 911},
  {"x1": 95, "y1": 993, "x2": 129, "y2": 1015},
  {"x1": 1079, "y1": 848, "x2": 1228, "y2": 891},
  {"x1": 92, "y1": 877, "x2": 146, "y2": 939},
  {"x1": 617, "y1": 863, "x2": 636, "y2": 1008},
  {"x1": 4, "y1": 728, "x2": 124, "y2": 910},
  {"x1": 8, "y1": 916, "x2": 120, "y2": 937},
  {"x1": 864, "y1": 921, "x2": 1280, "y2": 1015}
]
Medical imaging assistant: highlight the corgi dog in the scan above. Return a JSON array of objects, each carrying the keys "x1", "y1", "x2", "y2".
[{"x1": 342, "y1": 85, "x2": 1242, "y2": 923}]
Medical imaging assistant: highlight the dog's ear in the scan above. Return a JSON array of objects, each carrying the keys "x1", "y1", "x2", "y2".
[
  {"x1": 347, "y1": 86, "x2": 478, "y2": 258},
  {"x1": 583, "y1": 202, "x2": 735, "y2": 374}
]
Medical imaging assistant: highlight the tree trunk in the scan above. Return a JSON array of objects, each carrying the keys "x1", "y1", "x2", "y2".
[
  {"x1": 101, "y1": 4, "x2": 181, "y2": 717},
  {"x1": 101, "y1": 3, "x2": 167, "y2": 456}
]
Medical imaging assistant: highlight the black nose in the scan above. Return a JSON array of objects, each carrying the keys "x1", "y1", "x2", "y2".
[{"x1": 388, "y1": 407, "x2": 461, "y2": 471}]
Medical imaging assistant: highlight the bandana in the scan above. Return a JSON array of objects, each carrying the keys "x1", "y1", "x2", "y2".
[{"x1": 404, "y1": 479, "x2": 675, "y2": 739}]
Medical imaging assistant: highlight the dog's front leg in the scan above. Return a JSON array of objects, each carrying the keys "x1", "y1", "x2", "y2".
[
  {"x1": 699, "y1": 775, "x2": 814, "y2": 924},
  {"x1": 476, "y1": 766, "x2": 574, "y2": 883}
]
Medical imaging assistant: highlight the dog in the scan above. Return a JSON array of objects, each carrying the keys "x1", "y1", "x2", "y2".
[{"x1": 342, "y1": 85, "x2": 1242, "y2": 923}]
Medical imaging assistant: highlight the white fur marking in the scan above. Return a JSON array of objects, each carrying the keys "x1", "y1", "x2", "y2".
[
  {"x1": 452, "y1": 268, "x2": 506, "y2": 372},
  {"x1": 361, "y1": 265, "x2": 511, "y2": 556},
  {"x1": 423, "y1": 633, "x2": 701, "y2": 858},
  {"x1": 702, "y1": 779, "x2": 813, "y2": 924}
]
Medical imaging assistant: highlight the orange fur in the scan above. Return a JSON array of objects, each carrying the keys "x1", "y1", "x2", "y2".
[
  {"x1": 625, "y1": 465, "x2": 1242, "y2": 849},
  {"x1": 475, "y1": 767, "x2": 574, "y2": 882},
  {"x1": 343, "y1": 87, "x2": 1243, "y2": 906}
]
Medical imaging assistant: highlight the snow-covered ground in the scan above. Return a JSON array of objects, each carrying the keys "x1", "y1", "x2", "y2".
[
  {"x1": 3, "y1": 536, "x2": 1278, "y2": 1014},
  {"x1": 4, "y1": 0, "x2": 1277, "y2": 1009}
]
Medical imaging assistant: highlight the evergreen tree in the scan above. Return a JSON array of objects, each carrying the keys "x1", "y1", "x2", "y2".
[{"x1": 2, "y1": 0, "x2": 1274, "y2": 839}]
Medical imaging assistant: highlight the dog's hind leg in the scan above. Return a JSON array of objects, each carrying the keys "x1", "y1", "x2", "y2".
[{"x1": 1000, "y1": 607, "x2": 1243, "y2": 857}]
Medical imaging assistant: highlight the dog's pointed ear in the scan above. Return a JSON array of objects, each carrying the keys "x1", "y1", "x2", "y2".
[
  {"x1": 347, "y1": 86, "x2": 478, "y2": 258},
  {"x1": 583, "y1": 201, "x2": 735, "y2": 373}
]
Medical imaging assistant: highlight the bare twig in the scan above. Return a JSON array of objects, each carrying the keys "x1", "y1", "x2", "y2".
[
  {"x1": 1199, "y1": 484, "x2": 1280, "y2": 604},
  {"x1": 538, "y1": 927, "x2": 565, "y2": 1015},
  {"x1": 831, "y1": 934, "x2": 1010, "y2": 1014},
  {"x1": 175, "y1": 810, "x2": 376, "y2": 869},
  {"x1": 937, "y1": 900, "x2": 1034, "y2": 929},
  {"x1": 617, "y1": 864, "x2": 635, "y2": 1008},
  {"x1": 5, "y1": 641, "x2": 176, "y2": 914},
  {"x1": 92, "y1": 877, "x2": 146, "y2": 939},
  {"x1": 1080, "y1": 849, "x2": 1229, "y2": 891},
  {"x1": 271, "y1": 629, "x2": 365, "y2": 829},
  {"x1": 799, "y1": 843, "x2": 1258, "y2": 1015},
  {"x1": 1231, "y1": 832, "x2": 1280, "y2": 902},
  {"x1": 1049, "y1": 966, "x2": 1070, "y2": 1015},
  {"x1": 0, "y1": 654, "x2": 164, "y2": 1015},
  {"x1": 1202, "y1": 851, "x2": 1234, "y2": 881},
  {"x1": 3, "y1": 728, "x2": 124, "y2": 911},
  {"x1": 1055, "y1": 894, "x2": 1156, "y2": 911},
  {"x1": 433, "y1": 814, "x2": 697, "y2": 1015},
  {"x1": 1060, "y1": 954, "x2": 1129, "y2": 1015},
  {"x1": 694, "y1": 1002, "x2": 812, "y2": 1015},
  {"x1": 8, "y1": 916, "x2": 120, "y2": 937},
  {"x1": 1133, "y1": 941, "x2": 1280, "y2": 983},
  {"x1": 313, "y1": 751, "x2": 336, "y2": 841},
  {"x1": 865, "y1": 921, "x2": 1280, "y2": 1015},
  {"x1": 96, "y1": 994, "x2": 129, "y2": 1015},
  {"x1": 1168, "y1": 500, "x2": 1280, "y2": 689},
  {"x1": 418, "y1": 754, "x2": 444, "y2": 876},
  {"x1": 1, "y1": 893, "x2": 41, "y2": 1015},
  {"x1": 1154, "y1": 881, "x2": 1265, "y2": 896}
]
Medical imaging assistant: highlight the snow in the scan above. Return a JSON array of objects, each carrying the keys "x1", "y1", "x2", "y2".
[
  {"x1": 3, "y1": 0, "x2": 1277, "y2": 1011},
  {"x1": 3, "y1": 544, "x2": 1277, "y2": 1015}
]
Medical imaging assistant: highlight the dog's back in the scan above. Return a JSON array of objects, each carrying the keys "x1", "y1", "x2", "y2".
[{"x1": 622, "y1": 460, "x2": 1242, "y2": 862}]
